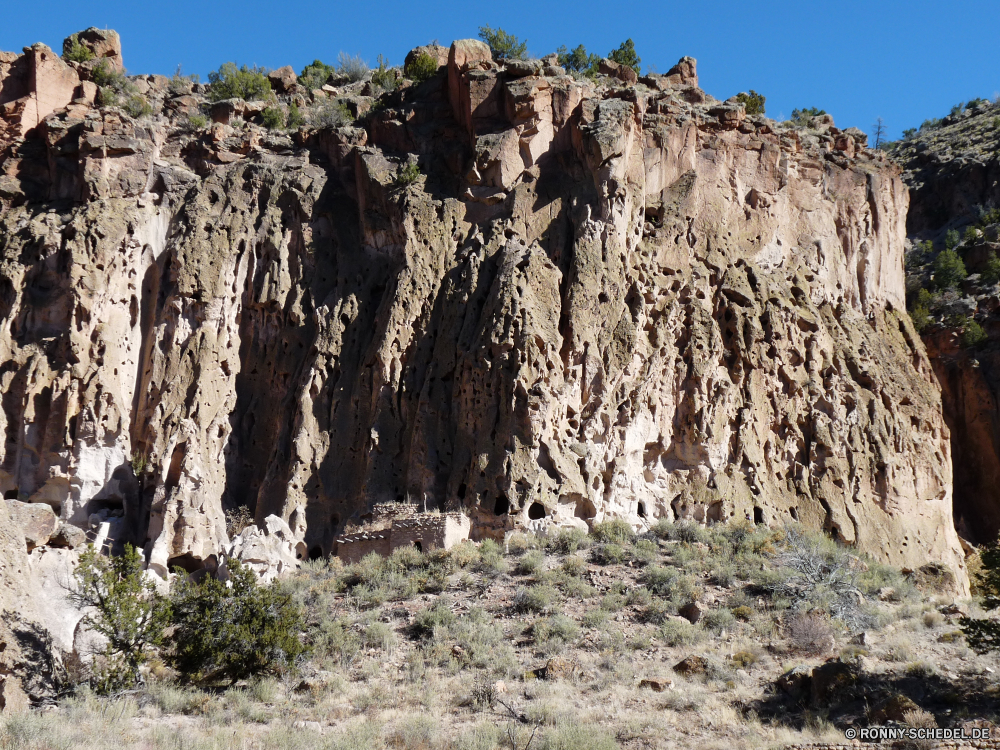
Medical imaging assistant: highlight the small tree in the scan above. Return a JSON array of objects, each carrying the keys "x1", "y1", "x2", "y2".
[
  {"x1": 298, "y1": 59, "x2": 335, "y2": 90},
  {"x1": 736, "y1": 90, "x2": 766, "y2": 115},
  {"x1": 790, "y1": 107, "x2": 825, "y2": 126},
  {"x1": 404, "y1": 52, "x2": 438, "y2": 84},
  {"x1": 608, "y1": 38, "x2": 641, "y2": 74},
  {"x1": 872, "y1": 117, "x2": 887, "y2": 149},
  {"x1": 207, "y1": 63, "x2": 271, "y2": 102},
  {"x1": 63, "y1": 34, "x2": 95, "y2": 63},
  {"x1": 961, "y1": 318, "x2": 988, "y2": 347},
  {"x1": 168, "y1": 558, "x2": 306, "y2": 684},
  {"x1": 69, "y1": 544, "x2": 170, "y2": 693},
  {"x1": 478, "y1": 25, "x2": 528, "y2": 61},
  {"x1": 933, "y1": 248, "x2": 967, "y2": 290},
  {"x1": 982, "y1": 252, "x2": 1000, "y2": 284},
  {"x1": 557, "y1": 44, "x2": 599, "y2": 77},
  {"x1": 960, "y1": 542, "x2": 1000, "y2": 653}
]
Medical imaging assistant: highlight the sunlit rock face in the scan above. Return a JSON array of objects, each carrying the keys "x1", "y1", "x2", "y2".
[{"x1": 0, "y1": 34, "x2": 967, "y2": 591}]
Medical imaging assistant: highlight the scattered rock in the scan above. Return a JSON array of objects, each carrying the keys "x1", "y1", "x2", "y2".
[
  {"x1": 673, "y1": 656, "x2": 706, "y2": 676},
  {"x1": 5, "y1": 501, "x2": 58, "y2": 551},
  {"x1": 678, "y1": 601, "x2": 703, "y2": 624}
]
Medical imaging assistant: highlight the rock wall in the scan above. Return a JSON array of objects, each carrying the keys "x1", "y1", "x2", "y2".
[{"x1": 0, "y1": 33, "x2": 968, "y2": 589}]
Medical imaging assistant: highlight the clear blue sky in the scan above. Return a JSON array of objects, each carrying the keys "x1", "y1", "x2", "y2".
[{"x1": 3, "y1": 0, "x2": 998, "y2": 140}]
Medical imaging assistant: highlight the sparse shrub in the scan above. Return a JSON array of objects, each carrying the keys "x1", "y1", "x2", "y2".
[
  {"x1": 364, "y1": 621, "x2": 397, "y2": 652},
  {"x1": 309, "y1": 99, "x2": 353, "y2": 128},
  {"x1": 394, "y1": 161, "x2": 421, "y2": 187},
  {"x1": 786, "y1": 611, "x2": 835, "y2": 654},
  {"x1": 69, "y1": 544, "x2": 170, "y2": 692},
  {"x1": 627, "y1": 586, "x2": 652, "y2": 607},
  {"x1": 982, "y1": 252, "x2": 1000, "y2": 284},
  {"x1": 908, "y1": 287, "x2": 935, "y2": 332},
  {"x1": 945, "y1": 228, "x2": 962, "y2": 251},
  {"x1": 404, "y1": 52, "x2": 438, "y2": 84},
  {"x1": 533, "y1": 614, "x2": 579, "y2": 646},
  {"x1": 507, "y1": 531, "x2": 539, "y2": 554},
  {"x1": 922, "y1": 610, "x2": 945, "y2": 629},
  {"x1": 370, "y1": 54, "x2": 398, "y2": 91},
  {"x1": 451, "y1": 541, "x2": 481, "y2": 569},
  {"x1": 560, "y1": 554, "x2": 586, "y2": 577},
  {"x1": 650, "y1": 518, "x2": 674, "y2": 540},
  {"x1": 477, "y1": 25, "x2": 528, "y2": 61},
  {"x1": 644, "y1": 565, "x2": 698, "y2": 603},
  {"x1": 732, "y1": 605, "x2": 754, "y2": 621},
  {"x1": 631, "y1": 538, "x2": 658, "y2": 565},
  {"x1": 299, "y1": 59, "x2": 335, "y2": 90},
  {"x1": 514, "y1": 584, "x2": 560, "y2": 614},
  {"x1": 736, "y1": 90, "x2": 766, "y2": 115},
  {"x1": 581, "y1": 609, "x2": 609, "y2": 628},
  {"x1": 337, "y1": 52, "x2": 369, "y2": 82},
  {"x1": 207, "y1": 62, "x2": 271, "y2": 102},
  {"x1": 591, "y1": 542, "x2": 627, "y2": 565},
  {"x1": 186, "y1": 113, "x2": 209, "y2": 131},
  {"x1": 262, "y1": 106, "x2": 284, "y2": 130},
  {"x1": 412, "y1": 600, "x2": 456, "y2": 637},
  {"x1": 168, "y1": 558, "x2": 306, "y2": 683},
  {"x1": 123, "y1": 95, "x2": 152, "y2": 118},
  {"x1": 591, "y1": 518, "x2": 635, "y2": 545},
  {"x1": 730, "y1": 649, "x2": 759, "y2": 668},
  {"x1": 559, "y1": 576, "x2": 596, "y2": 600},
  {"x1": 63, "y1": 35, "x2": 95, "y2": 63},
  {"x1": 703, "y1": 608, "x2": 736, "y2": 634},
  {"x1": 477, "y1": 539, "x2": 508, "y2": 577},
  {"x1": 607, "y1": 38, "x2": 641, "y2": 74},
  {"x1": 962, "y1": 318, "x2": 988, "y2": 347},
  {"x1": 641, "y1": 599, "x2": 673, "y2": 625},
  {"x1": 960, "y1": 541, "x2": 1000, "y2": 653},
  {"x1": 670, "y1": 520, "x2": 710, "y2": 544},
  {"x1": 790, "y1": 107, "x2": 826, "y2": 126},
  {"x1": 538, "y1": 724, "x2": 618, "y2": 750},
  {"x1": 548, "y1": 527, "x2": 590, "y2": 554},
  {"x1": 659, "y1": 618, "x2": 700, "y2": 646},
  {"x1": 168, "y1": 66, "x2": 199, "y2": 96},
  {"x1": 516, "y1": 549, "x2": 545, "y2": 575}
]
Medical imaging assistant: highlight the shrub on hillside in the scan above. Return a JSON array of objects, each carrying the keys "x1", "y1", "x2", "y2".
[
  {"x1": 557, "y1": 44, "x2": 599, "y2": 77},
  {"x1": 478, "y1": 25, "x2": 528, "y2": 61},
  {"x1": 790, "y1": 107, "x2": 825, "y2": 125},
  {"x1": 933, "y1": 248, "x2": 967, "y2": 289},
  {"x1": 370, "y1": 54, "x2": 398, "y2": 91},
  {"x1": 299, "y1": 59, "x2": 335, "y2": 90},
  {"x1": 63, "y1": 34, "x2": 95, "y2": 63},
  {"x1": 962, "y1": 318, "x2": 988, "y2": 347},
  {"x1": 590, "y1": 518, "x2": 635, "y2": 545},
  {"x1": 207, "y1": 63, "x2": 271, "y2": 102},
  {"x1": 69, "y1": 544, "x2": 170, "y2": 692},
  {"x1": 960, "y1": 542, "x2": 1000, "y2": 653},
  {"x1": 337, "y1": 52, "x2": 369, "y2": 82},
  {"x1": 168, "y1": 558, "x2": 306, "y2": 684},
  {"x1": 262, "y1": 106, "x2": 284, "y2": 130},
  {"x1": 736, "y1": 90, "x2": 766, "y2": 115},
  {"x1": 404, "y1": 52, "x2": 439, "y2": 84}
]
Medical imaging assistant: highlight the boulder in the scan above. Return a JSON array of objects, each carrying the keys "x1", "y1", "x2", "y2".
[
  {"x1": 673, "y1": 656, "x2": 706, "y2": 675},
  {"x1": 904, "y1": 562, "x2": 957, "y2": 593},
  {"x1": 210, "y1": 98, "x2": 243, "y2": 124},
  {"x1": 664, "y1": 56, "x2": 698, "y2": 87},
  {"x1": 49, "y1": 522, "x2": 87, "y2": 549},
  {"x1": 225, "y1": 514, "x2": 307, "y2": 583},
  {"x1": 63, "y1": 28, "x2": 123, "y2": 72},
  {"x1": 0, "y1": 676, "x2": 29, "y2": 714},
  {"x1": 870, "y1": 694, "x2": 921, "y2": 723},
  {"x1": 598, "y1": 58, "x2": 637, "y2": 85},
  {"x1": 678, "y1": 601, "x2": 703, "y2": 624},
  {"x1": 504, "y1": 59, "x2": 542, "y2": 78},
  {"x1": 268, "y1": 66, "x2": 297, "y2": 93},
  {"x1": 534, "y1": 655, "x2": 579, "y2": 680},
  {"x1": 638, "y1": 678, "x2": 673, "y2": 692},
  {"x1": 6, "y1": 500, "x2": 57, "y2": 550},
  {"x1": 809, "y1": 659, "x2": 858, "y2": 707}
]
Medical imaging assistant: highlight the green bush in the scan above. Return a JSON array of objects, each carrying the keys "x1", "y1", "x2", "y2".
[
  {"x1": 207, "y1": 63, "x2": 271, "y2": 102},
  {"x1": 412, "y1": 601, "x2": 455, "y2": 638},
  {"x1": 370, "y1": 54, "x2": 398, "y2": 91},
  {"x1": 514, "y1": 584, "x2": 560, "y2": 613},
  {"x1": 703, "y1": 608, "x2": 736, "y2": 634},
  {"x1": 659, "y1": 618, "x2": 700, "y2": 646},
  {"x1": 404, "y1": 52, "x2": 439, "y2": 84},
  {"x1": 516, "y1": 549, "x2": 546, "y2": 575},
  {"x1": 641, "y1": 599, "x2": 673, "y2": 624},
  {"x1": 983, "y1": 252, "x2": 1000, "y2": 284},
  {"x1": 533, "y1": 614, "x2": 579, "y2": 645},
  {"x1": 591, "y1": 518, "x2": 635, "y2": 545},
  {"x1": 168, "y1": 559, "x2": 306, "y2": 683},
  {"x1": 476, "y1": 539, "x2": 508, "y2": 577},
  {"x1": 790, "y1": 107, "x2": 826, "y2": 126},
  {"x1": 961, "y1": 541, "x2": 1000, "y2": 652},
  {"x1": 478, "y1": 25, "x2": 528, "y2": 61},
  {"x1": 736, "y1": 90, "x2": 766, "y2": 115},
  {"x1": 556, "y1": 44, "x2": 599, "y2": 77},
  {"x1": 309, "y1": 99, "x2": 353, "y2": 128},
  {"x1": 186, "y1": 113, "x2": 209, "y2": 130},
  {"x1": 63, "y1": 35, "x2": 95, "y2": 63},
  {"x1": 934, "y1": 248, "x2": 967, "y2": 289},
  {"x1": 547, "y1": 527, "x2": 590, "y2": 554},
  {"x1": 962, "y1": 318, "x2": 988, "y2": 347},
  {"x1": 262, "y1": 106, "x2": 284, "y2": 130},
  {"x1": 69, "y1": 544, "x2": 170, "y2": 692},
  {"x1": 607, "y1": 38, "x2": 641, "y2": 74},
  {"x1": 945, "y1": 229, "x2": 961, "y2": 251},
  {"x1": 591, "y1": 542, "x2": 626, "y2": 565},
  {"x1": 560, "y1": 554, "x2": 586, "y2": 577},
  {"x1": 299, "y1": 59, "x2": 335, "y2": 90},
  {"x1": 395, "y1": 162, "x2": 421, "y2": 186},
  {"x1": 123, "y1": 95, "x2": 152, "y2": 119}
]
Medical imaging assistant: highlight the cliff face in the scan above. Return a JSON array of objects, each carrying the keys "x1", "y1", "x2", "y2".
[{"x1": 0, "y1": 34, "x2": 967, "y2": 586}]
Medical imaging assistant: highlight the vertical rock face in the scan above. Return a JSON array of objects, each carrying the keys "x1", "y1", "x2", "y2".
[{"x1": 0, "y1": 35, "x2": 967, "y2": 590}]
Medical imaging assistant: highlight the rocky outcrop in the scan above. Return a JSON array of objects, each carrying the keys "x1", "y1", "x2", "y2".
[
  {"x1": 889, "y1": 103, "x2": 1000, "y2": 544},
  {"x1": 0, "y1": 32, "x2": 968, "y2": 591}
]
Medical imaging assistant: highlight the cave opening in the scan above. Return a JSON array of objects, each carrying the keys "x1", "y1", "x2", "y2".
[{"x1": 528, "y1": 502, "x2": 546, "y2": 520}]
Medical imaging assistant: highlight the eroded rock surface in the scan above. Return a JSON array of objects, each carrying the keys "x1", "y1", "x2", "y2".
[{"x1": 0, "y1": 33, "x2": 968, "y2": 590}]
